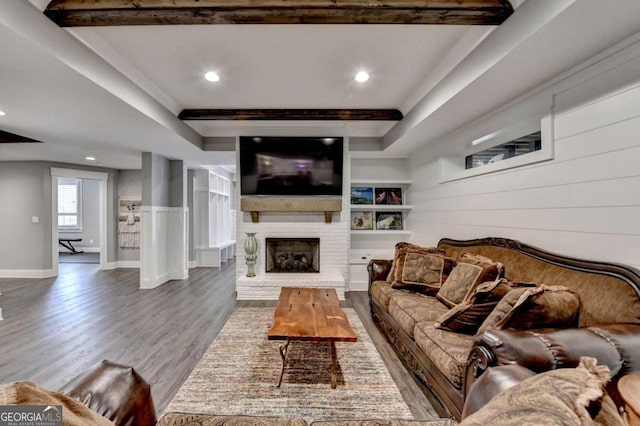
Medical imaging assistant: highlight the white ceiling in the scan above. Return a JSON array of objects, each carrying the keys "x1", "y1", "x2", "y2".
[{"x1": 1, "y1": 0, "x2": 640, "y2": 170}]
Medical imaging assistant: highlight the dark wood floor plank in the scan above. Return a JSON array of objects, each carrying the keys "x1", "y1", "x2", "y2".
[{"x1": 0, "y1": 262, "x2": 435, "y2": 419}]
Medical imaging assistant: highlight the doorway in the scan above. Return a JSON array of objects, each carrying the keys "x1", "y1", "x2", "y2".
[{"x1": 50, "y1": 168, "x2": 108, "y2": 275}]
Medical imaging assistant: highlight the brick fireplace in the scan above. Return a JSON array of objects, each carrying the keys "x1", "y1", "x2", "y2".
[
  {"x1": 266, "y1": 238, "x2": 320, "y2": 273},
  {"x1": 235, "y1": 138, "x2": 349, "y2": 300}
]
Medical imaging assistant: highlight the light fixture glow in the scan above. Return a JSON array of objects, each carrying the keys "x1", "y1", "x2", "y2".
[
  {"x1": 0, "y1": 110, "x2": 6, "y2": 116},
  {"x1": 355, "y1": 71, "x2": 369, "y2": 83},
  {"x1": 471, "y1": 132, "x2": 497, "y2": 146},
  {"x1": 204, "y1": 71, "x2": 220, "y2": 82},
  {"x1": 85, "y1": 156, "x2": 96, "y2": 161}
]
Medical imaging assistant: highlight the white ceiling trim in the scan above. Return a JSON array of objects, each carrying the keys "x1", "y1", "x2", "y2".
[
  {"x1": 1, "y1": 1, "x2": 201, "y2": 148},
  {"x1": 383, "y1": 0, "x2": 576, "y2": 150}
]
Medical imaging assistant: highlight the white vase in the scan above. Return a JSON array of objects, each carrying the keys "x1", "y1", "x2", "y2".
[{"x1": 244, "y1": 232, "x2": 258, "y2": 277}]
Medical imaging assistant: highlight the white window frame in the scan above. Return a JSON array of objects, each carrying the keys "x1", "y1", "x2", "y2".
[
  {"x1": 439, "y1": 116, "x2": 554, "y2": 183},
  {"x1": 58, "y1": 178, "x2": 82, "y2": 232}
]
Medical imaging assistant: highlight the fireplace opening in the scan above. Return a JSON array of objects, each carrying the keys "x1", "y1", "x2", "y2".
[{"x1": 266, "y1": 238, "x2": 319, "y2": 273}]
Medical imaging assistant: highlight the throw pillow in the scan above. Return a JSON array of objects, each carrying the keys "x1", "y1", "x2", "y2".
[
  {"x1": 435, "y1": 278, "x2": 535, "y2": 335},
  {"x1": 458, "y1": 357, "x2": 624, "y2": 426},
  {"x1": 391, "y1": 252, "x2": 456, "y2": 294},
  {"x1": 0, "y1": 381, "x2": 115, "y2": 426},
  {"x1": 386, "y1": 242, "x2": 443, "y2": 284},
  {"x1": 477, "y1": 284, "x2": 580, "y2": 335},
  {"x1": 436, "y1": 253, "x2": 505, "y2": 308}
]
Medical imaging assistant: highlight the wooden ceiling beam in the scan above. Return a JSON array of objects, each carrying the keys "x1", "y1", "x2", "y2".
[
  {"x1": 45, "y1": 0, "x2": 513, "y2": 27},
  {"x1": 0, "y1": 130, "x2": 43, "y2": 144},
  {"x1": 178, "y1": 109, "x2": 403, "y2": 121}
]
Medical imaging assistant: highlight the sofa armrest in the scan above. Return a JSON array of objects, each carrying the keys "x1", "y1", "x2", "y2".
[
  {"x1": 464, "y1": 324, "x2": 640, "y2": 398},
  {"x1": 462, "y1": 364, "x2": 536, "y2": 418},
  {"x1": 58, "y1": 360, "x2": 157, "y2": 426},
  {"x1": 367, "y1": 259, "x2": 392, "y2": 290}
]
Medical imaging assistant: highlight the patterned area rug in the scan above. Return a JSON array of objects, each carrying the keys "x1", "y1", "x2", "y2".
[{"x1": 166, "y1": 307, "x2": 415, "y2": 423}]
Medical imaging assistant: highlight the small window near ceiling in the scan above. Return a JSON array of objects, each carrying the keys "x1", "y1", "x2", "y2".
[
  {"x1": 465, "y1": 131, "x2": 542, "y2": 169},
  {"x1": 58, "y1": 178, "x2": 82, "y2": 231}
]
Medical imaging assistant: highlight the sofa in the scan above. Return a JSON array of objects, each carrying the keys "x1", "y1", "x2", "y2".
[
  {"x1": 1, "y1": 357, "x2": 625, "y2": 425},
  {"x1": 368, "y1": 237, "x2": 640, "y2": 420}
]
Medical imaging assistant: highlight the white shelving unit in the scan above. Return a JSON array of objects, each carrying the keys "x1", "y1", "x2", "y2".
[
  {"x1": 350, "y1": 179, "x2": 413, "y2": 236},
  {"x1": 349, "y1": 175, "x2": 413, "y2": 291},
  {"x1": 194, "y1": 170, "x2": 236, "y2": 267}
]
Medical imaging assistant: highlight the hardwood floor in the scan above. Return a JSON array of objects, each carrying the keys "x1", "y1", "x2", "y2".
[{"x1": 0, "y1": 261, "x2": 437, "y2": 420}]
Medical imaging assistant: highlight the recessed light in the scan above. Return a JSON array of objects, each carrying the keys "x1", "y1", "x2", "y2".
[
  {"x1": 85, "y1": 156, "x2": 96, "y2": 161},
  {"x1": 0, "y1": 110, "x2": 6, "y2": 116},
  {"x1": 205, "y1": 71, "x2": 220, "y2": 82},
  {"x1": 355, "y1": 71, "x2": 369, "y2": 83}
]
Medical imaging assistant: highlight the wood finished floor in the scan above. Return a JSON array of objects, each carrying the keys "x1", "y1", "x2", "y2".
[{"x1": 0, "y1": 261, "x2": 437, "y2": 420}]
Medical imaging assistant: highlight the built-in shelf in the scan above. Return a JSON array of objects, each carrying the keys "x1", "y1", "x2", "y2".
[
  {"x1": 351, "y1": 230, "x2": 412, "y2": 236},
  {"x1": 350, "y1": 204, "x2": 413, "y2": 211},
  {"x1": 351, "y1": 179, "x2": 412, "y2": 186}
]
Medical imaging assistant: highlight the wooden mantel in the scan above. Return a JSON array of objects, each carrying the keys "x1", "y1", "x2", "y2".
[
  {"x1": 44, "y1": 0, "x2": 514, "y2": 27},
  {"x1": 240, "y1": 197, "x2": 342, "y2": 223}
]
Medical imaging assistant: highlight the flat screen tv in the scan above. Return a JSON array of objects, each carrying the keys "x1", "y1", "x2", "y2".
[{"x1": 240, "y1": 136, "x2": 343, "y2": 196}]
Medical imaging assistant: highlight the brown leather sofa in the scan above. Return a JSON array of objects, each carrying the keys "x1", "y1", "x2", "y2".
[
  {"x1": 368, "y1": 237, "x2": 640, "y2": 420},
  {"x1": 55, "y1": 359, "x2": 586, "y2": 425},
  {"x1": 59, "y1": 360, "x2": 157, "y2": 426}
]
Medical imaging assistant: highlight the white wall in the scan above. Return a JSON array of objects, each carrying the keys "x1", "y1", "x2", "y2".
[
  {"x1": 59, "y1": 178, "x2": 100, "y2": 251},
  {"x1": 408, "y1": 67, "x2": 640, "y2": 270}
]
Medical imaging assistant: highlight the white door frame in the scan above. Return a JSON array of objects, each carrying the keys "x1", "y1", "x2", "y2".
[{"x1": 51, "y1": 167, "x2": 109, "y2": 275}]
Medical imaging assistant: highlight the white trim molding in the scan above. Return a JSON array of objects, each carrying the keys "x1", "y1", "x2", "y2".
[
  {"x1": 0, "y1": 269, "x2": 56, "y2": 278},
  {"x1": 140, "y1": 206, "x2": 189, "y2": 289},
  {"x1": 50, "y1": 167, "x2": 109, "y2": 275}
]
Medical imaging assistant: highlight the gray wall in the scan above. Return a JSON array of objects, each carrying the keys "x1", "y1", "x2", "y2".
[
  {"x1": 169, "y1": 160, "x2": 186, "y2": 208},
  {"x1": 0, "y1": 161, "x2": 118, "y2": 271},
  {"x1": 59, "y1": 178, "x2": 101, "y2": 250},
  {"x1": 0, "y1": 162, "x2": 51, "y2": 270},
  {"x1": 117, "y1": 169, "x2": 141, "y2": 262},
  {"x1": 187, "y1": 169, "x2": 195, "y2": 262},
  {"x1": 142, "y1": 152, "x2": 170, "y2": 207}
]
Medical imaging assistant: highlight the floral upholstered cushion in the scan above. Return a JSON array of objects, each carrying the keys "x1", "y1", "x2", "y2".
[
  {"x1": 311, "y1": 420, "x2": 458, "y2": 426},
  {"x1": 388, "y1": 292, "x2": 449, "y2": 337},
  {"x1": 391, "y1": 252, "x2": 456, "y2": 295},
  {"x1": 477, "y1": 285, "x2": 580, "y2": 334},
  {"x1": 387, "y1": 242, "x2": 444, "y2": 285},
  {"x1": 436, "y1": 253, "x2": 504, "y2": 308},
  {"x1": 435, "y1": 278, "x2": 535, "y2": 335},
  {"x1": 458, "y1": 357, "x2": 624, "y2": 426},
  {"x1": 0, "y1": 381, "x2": 115, "y2": 426}
]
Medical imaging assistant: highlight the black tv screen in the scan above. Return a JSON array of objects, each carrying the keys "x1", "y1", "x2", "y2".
[{"x1": 240, "y1": 137, "x2": 343, "y2": 196}]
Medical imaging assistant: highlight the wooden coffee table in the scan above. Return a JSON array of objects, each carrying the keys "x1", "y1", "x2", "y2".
[{"x1": 267, "y1": 287, "x2": 357, "y2": 389}]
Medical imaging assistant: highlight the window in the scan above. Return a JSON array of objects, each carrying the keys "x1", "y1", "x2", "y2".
[
  {"x1": 465, "y1": 131, "x2": 542, "y2": 169},
  {"x1": 438, "y1": 116, "x2": 553, "y2": 183},
  {"x1": 58, "y1": 178, "x2": 82, "y2": 231}
]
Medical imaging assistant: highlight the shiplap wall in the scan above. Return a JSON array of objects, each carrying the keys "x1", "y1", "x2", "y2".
[{"x1": 408, "y1": 80, "x2": 640, "y2": 271}]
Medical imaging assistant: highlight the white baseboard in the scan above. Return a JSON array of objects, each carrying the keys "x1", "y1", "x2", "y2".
[
  {"x1": 103, "y1": 262, "x2": 118, "y2": 270},
  {"x1": 188, "y1": 260, "x2": 197, "y2": 269},
  {"x1": 102, "y1": 261, "x2": 140, "y2": 270},
  {"x1": 348, "y1": 281, "x2": 369, "y2": 291},
  {"x1": 0, "y1": 269, "x2": 56, "y2": 278}
]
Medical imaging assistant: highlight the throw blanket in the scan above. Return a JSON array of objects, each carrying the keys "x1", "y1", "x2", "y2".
[{"x1": 0, "y1": 381, "x2": 114, "y2": 426}]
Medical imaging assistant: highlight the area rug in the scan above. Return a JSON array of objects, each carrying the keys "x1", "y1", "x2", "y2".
[{"x1": 166, "y1": 307, "x2": 415, "y2": 423}]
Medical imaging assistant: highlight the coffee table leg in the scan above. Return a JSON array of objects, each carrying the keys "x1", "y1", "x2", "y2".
[
  {"x1": 330, "y1": 341, "x2": 338, "y2": 389},
  {"x1": 277, "y1": 340, "x2": 290, "y2": 387}
]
